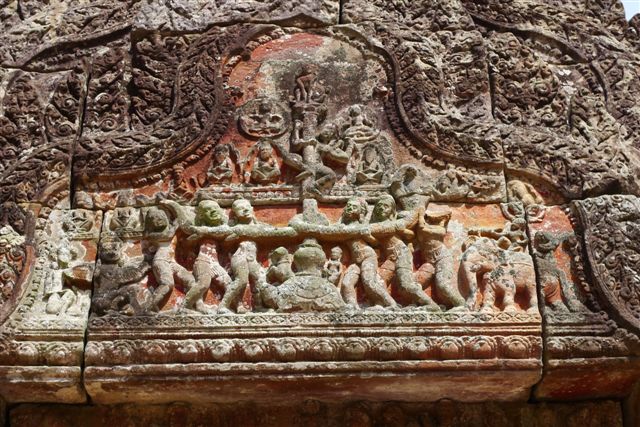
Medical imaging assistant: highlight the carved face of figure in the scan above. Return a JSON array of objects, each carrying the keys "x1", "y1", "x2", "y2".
[
  {"x1": 99, "y1": 241, "x2": 122, "y2": 264},
  {"x1": 330, "y1": 246, "x2": 342, "y2": 261},
  {"x1": 363, "y1": 146, "x2": 377, "y2": 164},
  {"x1": 145, "y1": 208, "x2": 170, "y2": 232},
  {"x1": 343, "y1": 198, "x2": 366, "y2": 222},
  {"x1": 56, "y1": 246, "x2": 74, "y2": 268},
  {"x1": 232, "y1": 200, "x2": 254, "y2": 223},
  {"x1": 258, "y1": 144, "x2": 273, "y2": 161},
  {"x1": 214, "y1": 146, "x2": 229, "y2": 164},
  {"x1": 196, "y1": 201, "x2": 226, "y2": 226},
  {"x1": 373, "y1": 196, "x2": 396, "y2": 222}
]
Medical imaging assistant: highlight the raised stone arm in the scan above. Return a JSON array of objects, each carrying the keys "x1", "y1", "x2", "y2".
[
  {"x1": 289, "y1": 220, "x2": 371, "y2": 242},
  {"x1": 160, "y1": 200, "x2": 194, "y2": 227},
  {"x1": 370, "y1": 208, "x2": 420, "y2": 237},
  {"x1": 223, "y1": 224, "x2": 298, "y2": 243},
  {"x1": 186, "y1": 224, "x2": 234, "y2": 241},
  {"x1": 468, "y1": 226, "x2": 503, "y2": 240}
]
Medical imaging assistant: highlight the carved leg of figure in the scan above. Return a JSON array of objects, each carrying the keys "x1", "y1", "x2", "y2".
[
  {"x1": 173, "y1": 262, "x2": 199, "y2": 309},
  {"x1": 360, "y1": 255, "x2": 397, "y2": 308},
  {"x1": 481, "y1": 274, "x2": 497, "y2": 313},
  {"x1": 461, "y1": 260, "x2": 481, "y2": 310},
  {"x1": 341, "y1": 264, "x2": 361, "y2": 308},
  {"x1": 60, "y1": 289, "x2": 78, "y2": 316},
  {"x1": 188, "y1": 259, "x2": 214, "y2": 313},
  {"x1": 526, "y1": 277, "x2": 540, "y2": 314},
  {"x1": 315, "y1": 165, "x2": 337, "y2": 193},
  {"x1": 378, "y1": 258, "x2": 396, "y2": 286},
  {"x1": 396, "y1": 266, "x2": 440, "y2": 311},
  {"x1": 502, "y1": 279, "x2": 518, "y2": 313},
  {"x1": 248, "y1": 260, "x2": 265, "y2": 311},
  {"x1": 557, "y1": 270, "x2": 583, "y2": 312},
  {"x1": 220, "y1": 255, "x2": 249, "y2": 313},
  {"x1": 542, "y1": 275, "x2": 567, "y2": 312},
  {"x1": 151, "y1": 260, "x2": 175, "y2": 311},
  {"x1": 415, "y1": 262, "x2": 435, "y2": 288},
  {"x1": 434, "y1": 255, "x2": 465, "y2": 308}
]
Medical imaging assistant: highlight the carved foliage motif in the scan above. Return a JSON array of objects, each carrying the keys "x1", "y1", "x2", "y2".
[{"x1": 577, "y1": 195, "x2": 640, "y2": 335}]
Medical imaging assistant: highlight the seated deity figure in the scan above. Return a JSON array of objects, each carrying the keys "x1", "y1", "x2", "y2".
[
  {"x1": 208, "y1": 144, "x2": 237, "y2": 185},
  {"x1": 355, "y1": 144, "x2": 385, "y2": 185},
  {"x1": 44, "y1": 243, "x2": 85, "y2": 316},
  {"x1": 248, "y1": 141, "x2": 281, "y2": 185},
  {"x1": 163, "y1": 200, "x2": 233, "y2": 314},
  {"x1": 370, "y1": 195, "x2": 440, "y2": 310},
  {"x1": 289, "y1": 197, "x2": 396, "y2": 309},
  {"x1": 415, "y1": 208, "x2": 466, "y2": 310},
  {"x1": 143, "y1": 206, "x2": 198, "y2": 312}
]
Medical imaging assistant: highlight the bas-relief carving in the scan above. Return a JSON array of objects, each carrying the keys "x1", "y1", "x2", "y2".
[
  {"x1": 0, "y1": 0, "x2": 639, "y2": 406},
  {"x1": 93, "y1": 198, "x2": 545, "y2": 317}
]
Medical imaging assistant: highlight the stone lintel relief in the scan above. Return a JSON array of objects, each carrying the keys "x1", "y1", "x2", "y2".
[
  {"x1": 0, "y1": 0, "x2": 639, "y2": 408},
  {"x1": 78, "y1": 28, "x2": 543, "y2": 403}
]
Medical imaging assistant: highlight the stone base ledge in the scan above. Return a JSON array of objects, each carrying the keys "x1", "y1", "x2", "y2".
[
  {"x1": 84, "y1": 361, "x2": 541, "y2": 404},
  {"x1": 0, "y1": 366, "x2": 86, "y2": 404}
]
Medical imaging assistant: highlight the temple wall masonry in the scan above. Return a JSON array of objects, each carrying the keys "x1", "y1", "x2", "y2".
[{"x1": 1, "y1": 0, "x2": 640, "y2": 425}]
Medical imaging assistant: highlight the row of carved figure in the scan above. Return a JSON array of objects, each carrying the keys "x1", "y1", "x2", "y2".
[{"x1": 91, "y1": 194, "x2": 585, "y2": 316}]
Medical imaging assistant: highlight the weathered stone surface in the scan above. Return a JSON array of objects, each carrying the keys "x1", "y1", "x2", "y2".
[
  {"x1": 528, "y1": 204, "x2": 640, "y2": 399},
  {"x1": 134, "y1": 0, "x2": 340, "y2": 31},
  {"x1": 9, "y1": 400, "x2": 625, "y2": 427},
  {"x1": 0, "y1": 0, "x2": 639, "y2": 415}
]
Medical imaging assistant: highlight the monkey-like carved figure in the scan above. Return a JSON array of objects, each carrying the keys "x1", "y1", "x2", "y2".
[
  {"x1": 372, "y1": 195, "x2": 440, "y2": 310},
  {"x1": 414, "y1": 208, "x2": 466, "y2": 310},
  {"x1": 143, "y1": 206, "x2": 198, "y2": 312},
  {"x1": 533, "y1": 231, "x2": 585, "y2": 313}
]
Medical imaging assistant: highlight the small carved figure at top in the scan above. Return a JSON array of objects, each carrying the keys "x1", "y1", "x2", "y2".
[
  {"x1": 143, "y1": 206, "x2": 198, "y2": 312},
  {"x1": 371, "y1": 195, "x2": 440, "y2": 310},
  {"x1": 294, "y1": 64, "x2": 325, "y2": 104},
  {"x1": 533, "y1": 231, "x2": 585, "y2": 313},
  {"x1": 323, "y1": 246, "x2": 343, "y2": 287},
  {"x1": 246, "y1": 140, "x2": 281, "y2": 185},
  {"x1": 355, "y1": 144, "x2": 385, "y2": 185},
  {"x1": 208, "y1": 144, "x2": 239, "y2": 185},
  {"x1": 415, "y1": 208, "x2": 466, "y2": 310}
]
